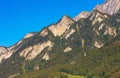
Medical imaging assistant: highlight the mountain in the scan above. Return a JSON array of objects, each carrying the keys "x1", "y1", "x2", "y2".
[{"x1": 0, "y1": 0, "x2": 120, "y2": 78}]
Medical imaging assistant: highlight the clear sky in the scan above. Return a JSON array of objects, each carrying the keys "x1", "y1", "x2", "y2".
[{"x1": 0, "y1": 0, "x2": 105, "y2": 47}]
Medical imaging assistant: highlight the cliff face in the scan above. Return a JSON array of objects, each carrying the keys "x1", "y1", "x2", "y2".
[{"x1": 0, "y1": 0, "x2": 120, "y2": 78}]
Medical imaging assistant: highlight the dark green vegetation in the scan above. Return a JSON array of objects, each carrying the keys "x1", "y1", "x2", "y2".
[
  {"x1": 14, "y1": 36, "x2": 120, "y2": 78},
  {"x1": 10, "y1": 36, "x2": 120, "y2": 78}
]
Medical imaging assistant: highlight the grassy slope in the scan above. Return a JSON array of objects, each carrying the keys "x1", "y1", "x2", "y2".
[{"x1": 13, "y1": 37, "x2": 120, "y2": 78}]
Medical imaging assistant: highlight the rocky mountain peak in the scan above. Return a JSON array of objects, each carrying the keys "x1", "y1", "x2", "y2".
[
  {"x1": 59, "y1": 15, "x2": 74, "y2": 25},
  {"x1": 0, "y1": 46, "x2": 7, "y2": 55},
  {"x1": 48, "y1": 16, "x2": 74, "y2": 37},
  {"x1": 74, "y1": 0, "x2": 120, "y2": 22},
  {"x1": 74, "y1": 11, "x2": 90, "y2": 21},
  {"x1": 24, "y1": 33, "x2": 34, "y2": 39},
  {"x1": 94, "y1": 0, "x2": 120, "y2": 15}
]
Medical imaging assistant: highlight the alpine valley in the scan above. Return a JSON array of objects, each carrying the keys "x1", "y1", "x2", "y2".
[{"x1": 0, "y1": 0, "x2": 120, "y2": 78}]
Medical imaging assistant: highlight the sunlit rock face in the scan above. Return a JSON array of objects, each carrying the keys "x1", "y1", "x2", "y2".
[
  {"x1": 48, "y1": 16, "x2": 74, "y2": 37},
  {"x1": 0, "y1": 47, "x2": 7, "y2": 55},
  {"x1": 24, "y1": 33, "x2": 34, "y2": 39},
  {"x1": 94, "y1": 41, "x2": 103, "y2": 48},
  {"x1": 74, "y1": 0, "x2": 120, "y2": 22},
  {"x1": 0, "y1": 47, "x2": 7, "y2": 63},
  {"x1": 20, "y1": 40, "x2": 54, "y2": 60},
  {"x1": 64, "y1": 46, "x2": 72, "y2": 53},
  {"x1": 40, "y1": 29, "x2": 48, "y2": 37},
  {"x1": 94, "y1": 0, "x2": 120, "y2": 15},
  {"x1": 74, "y1": 11, "x2": 90, "y2": 21},
  {"x1": 0, "y1": 46, "x2": 13, "y2": 63},
  {"x1": 65, "y1": 29, "x2": 75, "y2": 39},
  {"x1": 42, "y1": 53, "x2": 49, "y2": 60}
]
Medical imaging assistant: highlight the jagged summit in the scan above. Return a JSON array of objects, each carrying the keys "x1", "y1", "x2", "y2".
[
  {"x1": 58, "y1": 15, "x2": 74, "y2": 25},
  {"x1": 74, "y1": 0, "x2": 120, "y2": 21},
  {"x1": 74, "y1": 11, "x2": 90, "y2": 21},
  {"x1": 48, "y1": 15, "x2": 74, "y2": 37},
  {"x1": 94, "y1": 0, "x2": 120, "y2": 15}
]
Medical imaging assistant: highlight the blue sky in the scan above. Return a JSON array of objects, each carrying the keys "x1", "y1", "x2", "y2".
[{"x1": 0, "y1": 0, "x2": 105, "y2": 47}]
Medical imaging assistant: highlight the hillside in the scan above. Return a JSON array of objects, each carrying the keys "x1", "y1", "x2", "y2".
[{"x1": 14, "y1": 36, "x2": 120, "y2": 78}]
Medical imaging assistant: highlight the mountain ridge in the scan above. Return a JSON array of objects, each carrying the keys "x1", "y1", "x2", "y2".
[{"x1": 0, "y1": 0, "x2": 120, "y2": 78}]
